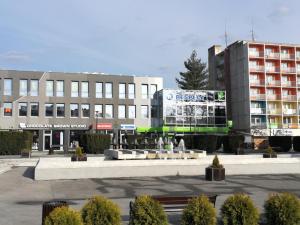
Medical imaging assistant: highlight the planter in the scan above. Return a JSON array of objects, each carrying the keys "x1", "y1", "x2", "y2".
[
  {"x1": 263, "y1": 153, "x2": 277, "y2": 158},
  {"x1": 205, "y1": 167, "x2": 225, "y2": 181},
  {"x1": 71, "y1": 154, "x2": 87, "y2": 161},
  {"x1": 42, "y1": 200, "x2": 68, "y2": 225}
]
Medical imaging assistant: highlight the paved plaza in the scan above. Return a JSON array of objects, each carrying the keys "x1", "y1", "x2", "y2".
[{"x1": 0, "y1": 166, "x2": 299, "y2": 225}]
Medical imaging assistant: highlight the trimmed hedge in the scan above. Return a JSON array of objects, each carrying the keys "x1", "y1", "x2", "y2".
[
  {"x1": 45, "y1": 206, "x2": 83, "y2": 225},
  {"x1": 264, "y1": 193, "x2": 300, "y2": 225},
  {"x1": 129, "y1": 195, "x2": 168, "y2": 225},
  {"x1": 81, "y1": 196, "x2": 121, "y2": 225},
  {"x1": 0, "y1": 131, "x2": 32, "y2": 155},
  {"x1": 221, "y1": 193, "x2": 259, "y2": 225},
  {"x1": 181, "y1": 195, "x2": 217, "y2": 225},
  {"x1": 79, "y1": 134, "x2": 111, "y2": 154}
]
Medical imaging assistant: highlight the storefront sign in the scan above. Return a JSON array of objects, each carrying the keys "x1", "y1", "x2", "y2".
[
  {"x1": 19, "y1": 123, "x2": 87, "y2": 129},
  {"x1": 96, "y1": 123, "x2": 113, "y2": 130},
  {"x1": 251, "y1": 128, "x2": 296, "y2": 136},
  {"x1": 120, "y1": 124, "x2": 136, "y2": 130},
  {"x1": 164, "y1": 90, "x2": 225, "y2": 103}
]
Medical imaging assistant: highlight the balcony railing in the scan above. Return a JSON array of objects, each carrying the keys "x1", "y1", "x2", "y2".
[
  {"x1": 267, "y1": 94, "x2": 281, "y2": 100},
  {"x1": 281, "y1": 54, "x2": 295, "y2": 60},
  {"x1": 250, "y1": 108, "x2": 266, "y2": 114},
  {"x1": 281, "y1": 81, "x2": 296, "y2": 87},
  {"x1": 281, "y1": 67, "x2": 296, "y2": 73},
  {"x1": 268, "y1": 123, "x2": 282, "y2": 129},
  {"x1": 283, "y1": 108, "x2": 297, "y2": 115},
  {"x1": 250, "y1": 66, "x2": 265, "y2": 72},
  {"x1": 265, "y1": 67, "x2": 280, "y2": 73},
  {"x1": 282, "y1": 95, "x2": 297, "y2": 101},
  {"x1": 265, "y1": 52, "x2": 280, "y2": 59},
  {"x1": 249, "y1": 79, "x2": 265, "y2": 86},
  {"x1": 282, "y1": 123, "x2": 298, "y2": 129},
  {"x1": 296, "y1": 68, "x2": 300, "y2": 73},
  {"x1": 249, "y1": 51, "x2": 264, "y2": 58},
  {"x1": 296, "y1": 54, "x2": 300, "y2": 60},
  {"x1": 266, "y1": 80, "x2": 280, "y2": 86},
  {"x1": 267, "y1": 109, "x2": 281, "y2": 114},
  {"x1": 250, "y1": 94, "x2": 266, "y2": 100},
  {"x1": 251, "y1": 123, "x2": 267, "y2": 129}
]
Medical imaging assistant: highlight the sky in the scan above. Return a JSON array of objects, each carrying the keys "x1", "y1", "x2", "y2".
[{"x1": 0, "y1": 0, "x2": 299, "y2": 87}]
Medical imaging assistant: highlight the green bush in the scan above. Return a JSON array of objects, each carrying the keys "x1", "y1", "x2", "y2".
[
  {"x1": 0, "y1": 131, "x2": 32, "y2": 155},
  {"x1": 221, "y1": 193, "x2": 259, "y2": 225},
  {"x1": 75, "y1": 147, "x2": 83, "y2": 157},
  {"x1": 181, "y1": 195, "x2": 216, "y2": 225},
  {"x1": 79, "y1": 134, "x2": 111, "y2": 154},
  {"x1": 45, "y1": 206, "x2": 83, "y2": 225},
  {"x1": 211, "y1": 155, "x2": 223, "y2": 168},
  {"x1": 81, "y1": 196, "x2": 121, "y2": 225},
  {"x1": 264, "y1": 192, "x2": 300, "y2": 225},
  {"x1": 129, "y1": 195, "x2": 168, "y2": 225}
]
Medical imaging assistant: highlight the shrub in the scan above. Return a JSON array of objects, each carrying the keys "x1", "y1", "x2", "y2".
[
  {"x1": 129, "y1": 195, "x2": 168, "y2": 225},
  {"x1": 0, "y1": 131, "x2": 32, "y2": 155},
  {"x1": 211, "y1": 155, "x2": 223, "y2": 168},
  {"x1": 79, "y1": 134, "x2": 111, "y2": 154},
  {"x1": 221, "y1": 193, "x2": 259, "y2": 225},
  {"x1": 181, "y1": 195, "x2": 216, "y2": 225},
  {"x1": 81, "y1": 196, "x2": 121, "y2": 225},
  {"x1": 264, "y1": 192, "x2": 300, "y2": 225},
  {"x1": 75, "y1": 147, "x2": 83, "y2": 157},
  {"x1": 45, "y1": 206, "x2": 83, "y2": 225}
]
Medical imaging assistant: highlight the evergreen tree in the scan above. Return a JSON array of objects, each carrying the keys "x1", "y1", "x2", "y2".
[{"x1": 176, "y1": 50, "x2": 208, "y2": 90}]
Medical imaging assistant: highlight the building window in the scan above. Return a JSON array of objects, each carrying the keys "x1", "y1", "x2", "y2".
[
  {"x1": 118, "y1": 105, "x2": 126, "y2": 118},
  {"x1": 119, "y1": 83, "x2": 126, "y2": 99},
  {"x1": 105, "y1": 83, "x2": 113, "y2": 98},
  {"x1": 81, "y1": 81, "x2": 89, "y2": 98},
  {"x1": 141, "y1": 84, "x2": 148, "y2": 99},
  {"x1": 56, "y1": 81, "x2": 64, "y2": 97},
  {"x1": 45, "y1": 103, "x2": 54, "y2": 117},
  {"x1": 18, "y1": 102, "x2": 27, "y2": 116},
  {"x1": 128, "y1": 105, "x2": 136, "y2": 119},
  {"x1": 30, "y1": 103, "x2": 39, "y2": 116},
  {"x1": 141, "y1": 105, "x2": 149, "y2": 118},
  {"x1": 95, "y1": 105, "x2": 103, "y2": 118},
  {"x1": 105, "y1": 105, "x2": 113, "y2": 118},
  {"x1": 81, "y1": 104, "x2": 90, "y2": 117},
  {"x1": 70, "y1": 104, "x2": 79, "y2": 117},
  {"x1": 95, "y1": 82, "x2": 103, "y2": 98},
  {"x1": 128, "y1": 83, "x2": 135, "y2": 99},
  {"x1": 150, "y1": 84, "x2": 157, "y2": 99},
  {"x1": 3, "y1": 102, "x2": 12, "y2": 116},
  {"x1": 46, "y1": 80, "x2": 54, "y2": 97},
  {"x1": 56, "y1": 103, "x2": 65, "y2": 117},
  {"x1": 30, "y1": 80, "x2": 39, "y2": 96},
  {"x1": 4, "y1": 79, "x2": 12, "y2": 96},
  {"x1": 19, "y1": 80, "x2": 28, "y2": 96},
  {"x1": 71, "y1": 81, "x2": 79, "y2": 97}
]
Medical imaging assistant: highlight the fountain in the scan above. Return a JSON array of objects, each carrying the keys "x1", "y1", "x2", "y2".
[
  {"x1": 178, "y1": 138, "x2": 186, "y2": 151},
  {"x1": 157, "y1": 137, "x2": 164, "y2": 159}
]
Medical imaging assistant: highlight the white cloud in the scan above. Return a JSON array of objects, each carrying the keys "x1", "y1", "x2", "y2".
[{"x1": 0, "y1": 51, "x2": 31, "y2": 63}]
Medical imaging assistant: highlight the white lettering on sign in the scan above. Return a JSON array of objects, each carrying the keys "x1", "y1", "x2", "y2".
[{"x1": 19, "y1": 123, "x2": 87, "y2": 129}]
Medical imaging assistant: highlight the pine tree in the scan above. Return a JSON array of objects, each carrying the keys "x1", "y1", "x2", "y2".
[{"x1": 176, "y1": 50, "x2": 208, "y2": 90}]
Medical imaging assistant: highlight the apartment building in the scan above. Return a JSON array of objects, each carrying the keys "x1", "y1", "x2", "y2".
[
  {"x1": 0, "y1": 70, "x2": 162, "y2": 151},
  {"x1": 209, "y1": 40, "x2": 300, "y2": 148}
]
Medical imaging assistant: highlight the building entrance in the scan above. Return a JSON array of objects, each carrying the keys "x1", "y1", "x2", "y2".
[{"x1": 44, "y1": 132, "x2": 51, "y2": 150}]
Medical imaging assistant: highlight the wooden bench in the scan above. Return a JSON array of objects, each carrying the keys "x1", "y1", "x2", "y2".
[{"x1": 130, "y1": 195, "x2": 217, "y2": 213}]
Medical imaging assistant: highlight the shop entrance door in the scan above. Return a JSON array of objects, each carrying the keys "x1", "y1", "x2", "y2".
[{"x1": 44, "y1": 130, "x2": 52, "y2": 151}]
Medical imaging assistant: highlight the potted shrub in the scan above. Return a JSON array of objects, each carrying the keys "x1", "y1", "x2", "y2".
[
  {"x1": 129, "y1": 195, "x2": 168, "y2": 225},
  {"x1": 221, "y1": 193, "x2": 259, "y2": 225},
  {"x1": 81, "y1": 196, "x2": 121, "y2": 225},
  {"x1": 263, "y1": 146, "x2": 277, "y2": 158},
  {"x1": 45, "y1": 206, "x2": 83, "y2": 225},
  {"x1": 264, "y1": 192, "x2": 300, "y2": 225},
  {"x1": 71, "y1": 147, "x2": 87, "y2": 162},
  {"x1": 181, "y1": 195, "x2": 217, "y2": 225},
  {"x1": 205, "y1": 155, "x2": 225, "y2": 181}
]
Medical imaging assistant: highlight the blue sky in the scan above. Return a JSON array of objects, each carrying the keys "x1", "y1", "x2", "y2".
[{"x1": 0, "y1": 0, "x2": 299, "y2": 87}]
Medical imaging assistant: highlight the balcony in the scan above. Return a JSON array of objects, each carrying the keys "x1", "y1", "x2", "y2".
[
  {"x1": 297, "y1": 67, "x2": 300, "y2": 73},
  {"x1": 282, "y1": 123, "x2": 298, "y2": 129},
  {"x1": 266, "y1": 80, "x2": 280, "y2": 86},
  {"x1": 249, "y1": 51, "x2": 264, "y2": 58},
  {"x1": 267, "y1": 109, "x2": 281, "y2": 114},
  {"x1": 283, "y1": 108, "x2": 297, "y2": 115},
  {"x1": 268, "y1": 123, "x2": 282, "y2": 129},
  {"x1": 281, "y1": 54, "x2": 295, "y2": 60},
  {"x1": 281, "y1": 81, "x2": 296, "y2": 87},
  {"x1": 282, "y1": 95, "x2": 297, "y2": 101},
  {"x1": 267, "y1": 94, "x2": 281, "y2": 100},
  {"x1": 281, "y1": 67, "x2": 296, "y2": 73},
  {"x1": 250, "y1": 66, "x2": 265, "y2": 72},
  {"x1": 251, "y1": 123, "x2": 267, "y2": 129},
  {"x1": 250, "y1": 108, "x2": 266, "y2": 114},
  {"x1": 249, "y1": 79, "x2": 265, "y2": 86},
  {"x1": 250, "y1": 94, "x2": 266, "y2": 101},
  {"x1": 296, "y1": 54, "x2": 300, "y2": 60},
  {"x1": 265, "y1": 67, "x2": 280, "y2": 73},
  {"x1": 265, "y1": 52, "x2": 280, "y2": 59}
]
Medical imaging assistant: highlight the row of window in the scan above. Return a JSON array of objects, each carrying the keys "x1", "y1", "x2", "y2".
[
  {"x1": 2, "y1": 102, "x2": 150, "y2": 119},
  {"x1": 0, "y1": 79, "x2": 158, "y2": 99}
]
